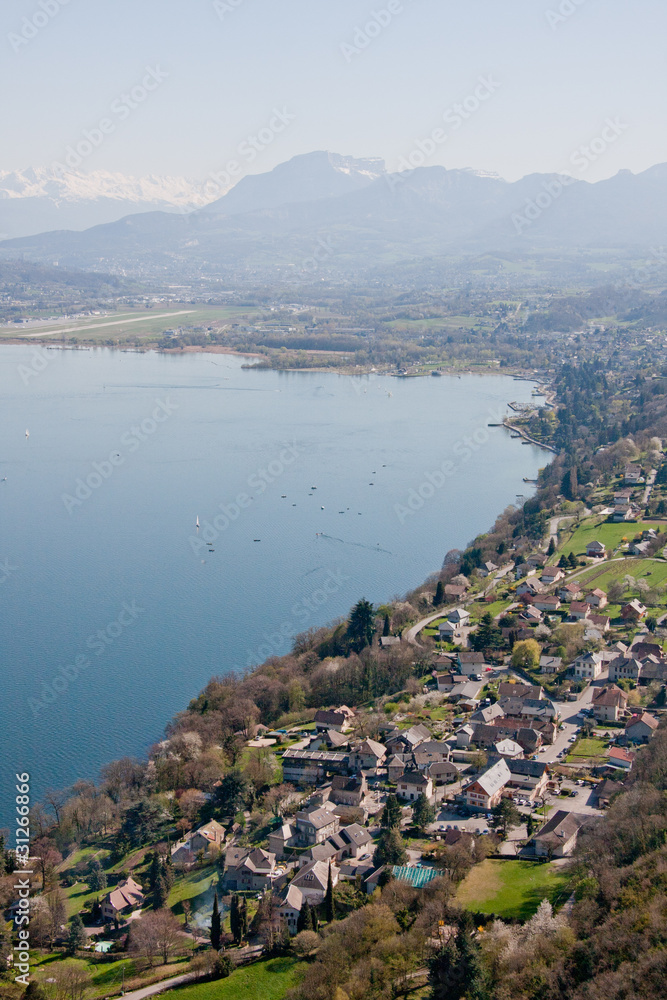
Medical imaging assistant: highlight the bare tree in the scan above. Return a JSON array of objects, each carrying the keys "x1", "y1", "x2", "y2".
[
  {"x1": 51, "y1": 965, "x2": 92, "y2": 1000},
  {"x1": 131, "y1": 909, "x2": 184, "y2": 967}
]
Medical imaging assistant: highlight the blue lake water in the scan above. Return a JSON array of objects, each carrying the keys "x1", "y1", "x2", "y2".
[{"x1": 0, "y1": 345, "x2": 547, "y2": 824}]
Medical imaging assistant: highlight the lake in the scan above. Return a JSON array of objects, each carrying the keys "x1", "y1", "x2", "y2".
[{"x1": 0, "y1": 345, "x2": 547, "y2": 823}]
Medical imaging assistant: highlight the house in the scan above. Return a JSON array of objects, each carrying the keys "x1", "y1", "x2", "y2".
[
  {"x1": 428, "y1": 760, "x2": 460, "y2": 785},
  {"x1": 456, "y1": 724, "x2": 475, "y2": 748},
  {"x1": 594, "y1": 778, "x2": 624, "y2": 808},
  {"x1": 448, "y1": 607, "x2": 471, "y2": 626},
  {"x1": 457, "y1": 651, "x2": 487, "y2": 676},
  {"x1": 396, "y1": 769, "x2": 433, "y2": 802},
  {"x1": 515, "y1": 563, "x2": 537, "y2": 580},
  {"x1": 516, "y1": 578, "x2": 546, "y2": 597},
  {"x1": 572, "y1": 651, "x2": 604, "y2": 680},
  {"x1": 277, "y1": 885, "x2": 305, "y2": 935},
  {"x1": 314, "y1": 709, "x2": 348, "y2": 733},
  {"x1": 592, "y1": 685, "x2": 628, "y2": 722},
  {"x1": 584, "y1": 589, "x2": 608, "y2": 609},
  {"x1": 463, "y1": 758, "x2": 511, "y2": 811},
  {"x1": 612, "y1": 505, "x2": 635, "y2": 523},
  {"x1": 625, "y1": 712, "x2": 659, "y2": 743},
  {"x1": 171, "y1": 820, "x2": 226, "y2": 864},
  {"x1": 609, "y1": 655, "x2": 644, "y2": 683},
  {"x1": 479, "y1": 560, "x2": 499, "y2": 577},
  {"x1": 630, "y1": 640, "x2": 663, "y2": 659},
  {"x1": 444, "y1": 584, "x2": 468, "y2": 600},
  {"x1": 268, "y1": 822, "x2": 300, "y2": 859},
  {"x1": 560, "y1": 582, "x2": 583, "y2": 601},
  {"x1": 438, "y1": 619, "x2": 464, "y2": 641},
  {"x1": 380, "y1": 635, "x2": 401, "y2": 648},
  {"x1": 387, "y1": 753, "x2": 412, "y2": 783},
  {"x1": 330, "y1": 773, "x2": 367, "y2": 808},
  {"x1": 471, "y1": 703, "x2": 505, "y2": 724},
  {"x1": 101, "y1": 878, "x2": 144, "y2": 923},
  {"x1": 613, "y1": 489, "x2": 634, "y2": 507},
  {"x1": 521, "y1": 605, "x2": 543, "y2": 624},
  {"x1": 291, "y1": 860, "x2": 339, "y2": 903},
  {"x1": 527, "y1": 553, "x2": 547, "y2": 569},
  {"x1": 434, "y1": 671, "x2": 458, "y2": 693},
  {"x1": 588, "y1": 614, "x2": 610, "y2": 633},
  {"x1": 621, "y1": 600, "x2": 647, "y2": 622},
  {"x1": 503, "y1": 759, "x2": 549, "y2": 800},
  {"x1": 532, "y1": 810, "x2": 582, "y2": 857},
  {"x1": 569, "y1": 601, "x2": 590, "y2": 621},
  {"x1": 624, "y1": 464, "x2": 643, "y2": 484},
  {"x1": 499, "y1": 696, "x2": 557, "y2": 722},
  {"x1": 533, "y1": 595, "x2": 561, "y2": 613},
  {"x1": 301, "y1": 824, "x2": 373, "y2": 866},
  {"x1": 222, "y1": 848, "x2": 278, "y2": 892},
  {"x1": 493, "y1": 739, "x2": 524, "y2": 760},
  {"x1": 281, "y1": 748, "x2": 348, "y2": 784},
  {"x1": 539, "y1": 655, "x2": 562, "y2": 674},
  {"x1": 607, "y1": 746, "x2": 635, "y2": 770},
  {"x1": 349, "y1": 739, "x2": 387, "y2": 771},
  {"x1": 629, "y1": 540, "x2": 651, "y2": 556},
  {"x1": 586, "y1": 540, "x2": 606, "y2": 558},
  {"x1": 442, "y1": 829, "x2": 475, "y2": 851},
  {"x1": 498, "y1": 682, "x2": 543, "y2": 701},
  {"x1": 316, "y1": 729, "x2": 351, "y2": 751},
  {"x1": 295, "y1": 807, "x2": 340, "y2": 845},
  {"x1": 541, "y1": 566, "x2": 564, "y2": 585},
  {"x1": 450, "y1": 680, "x2": 484, "y2": 708}
]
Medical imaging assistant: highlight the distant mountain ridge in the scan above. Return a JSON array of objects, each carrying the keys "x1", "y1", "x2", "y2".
[{"x1": 2, "y1": 153, "x2": 667, "y2": 280}]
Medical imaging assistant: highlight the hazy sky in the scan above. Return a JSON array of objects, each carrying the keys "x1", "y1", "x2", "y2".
[{"x1": 2, "y1": 0, "x2": 666, "y2": 183}]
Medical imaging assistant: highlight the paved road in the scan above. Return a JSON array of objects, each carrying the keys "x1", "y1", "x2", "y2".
[
  {"x1": 642, "y1": 468, "x2": 657, "y2": 509},
  {"x1": 113, "y1": 972, "x2": 194, "y2": 1000}
]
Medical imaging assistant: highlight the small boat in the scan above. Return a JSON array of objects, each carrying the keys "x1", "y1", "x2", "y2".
[
  {"x1": 321, "y1": 506, "x2": 325, "y2": 510},
  {"x1": 311, "y1": 486, "x2": 317, "y2": 490},
  {"x1": 254, "y1": 539, "x2": 261, "y2": 542},
  {"x1": 281, "y1": 495, "x2": 287, "y2": 498},
  {"x1": 25, "y1": 430, "x2": 29, "y2": 439},
  {"x1": 196, "y1": 516, "x2": 200, "y2": 530}
]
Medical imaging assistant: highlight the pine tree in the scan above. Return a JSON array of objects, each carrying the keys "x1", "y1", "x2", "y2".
[
  {"x1": 412, "y1": 793, "x2": 435, "y2": 834},
  {"x1": 66, "y1": 914, "x2": 87, "y2": 956},
  {"x1": 153, "y1": 873, "x2": 168, "y2": 910},
  {"x1": 210, "y1": 892, "x2": 221, "y2": 951},
  {"x1": 558, "y1": 554, "x2": 568, "y2": 568},
  {"x1": 381, "y1": 793, "x2": 402, "y2": 829},
  {"x1": 163, "y1": 854, "x2": 175, "y2": 890},
  {"x1": 324, "y1": 863, "x2": 335, "y2": 923},
  {"x1": 547, "y1": 537, "x2": 556, "y2": 556},
  {"x1": 383, "y1": 614, "x2": 391, "y2": 636},
  {"x1": 373, "y1": 826, "x2": 408, "y2": 866},
  {"x1": 230, "y1": 894, "x2": 240, "y2": 944},
  {"x1": 240, "y1": 897, "x2": 248, "y2": 940},
  {"x1": 87, "y1": 858, "x2": 107, "y2": 892},
  {"x1": 568, "y1": 551, "x2": 578, "y2": 568},
  {"x1": 297, "y1": 899, "x2": 313, "y2": 932},
  {"x1": 148, "y1": 852, "x2": 162, "y2": 893},
  {"x1": 434, "y1": 581, "x2": 444, "y2": 606},
  {"x1": 23, "y1": 983, "x2": 47, "y2": 1000},
  {"x1": 347, "y1": 598, "x2": 375, "y2": 651}
]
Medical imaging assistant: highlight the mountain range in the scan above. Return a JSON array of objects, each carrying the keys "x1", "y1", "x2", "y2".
[{"x1": 2, "y1": 152, "x2": 667, "y2": 282}]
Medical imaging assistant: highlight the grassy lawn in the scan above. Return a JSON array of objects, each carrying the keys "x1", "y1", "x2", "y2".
[
  {"x1": 170, "y1": 957, "x2": 303, "y2": 1000},
  {"x1": 31, "y1": 954, "x2": 191, "y2": 999},
  {"x1": 63, "y1": 880, "x2": 106, "y2": 919},
  {"x1": 574, "y1": 557, "x2": 667, "y2": 596},
  {"x1": 456, "y1": 859, "x2": 570, "y2": 920},
  {"x1": 566, "y1": 737, "x2": 608, "y2": 762},
  {"x1": 168, "y1": 865, "x2": 218, "y2": 916},
  {"x1": 559, "y1": 520, "x2": 661, "y2": 558}
]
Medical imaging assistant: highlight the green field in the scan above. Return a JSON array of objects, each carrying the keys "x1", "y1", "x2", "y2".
[
  {"x1": 171, "y1": 957, "x2": 303, "y2": 1000},
  {"x1": 566, "y1": 737, "x2": 608, "y2": 763},
  {"x1": 456, "y1": 859, "x2": 569, "y2": 920},
  {"x1": 574, "y1": 557, "x2": 667, "y2": 596},
  {"x1": 168, "y1": 865, "x2": 219, "y2": 914},
  {"x1": 558, "y1": 520, "x2": 661, "y2": 558}
]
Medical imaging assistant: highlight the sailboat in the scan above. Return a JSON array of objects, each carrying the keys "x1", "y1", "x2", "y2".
[
  {"x1": 25, "y1": 429, "x2": 29, "y2": 439},
  {"x1": 196, "y1": 516, "x2": 200, "y2": 530}
]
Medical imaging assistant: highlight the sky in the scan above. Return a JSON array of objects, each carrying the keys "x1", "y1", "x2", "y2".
[{"x1": 1, "y1": 0, "x2": 666, "y2": 184}]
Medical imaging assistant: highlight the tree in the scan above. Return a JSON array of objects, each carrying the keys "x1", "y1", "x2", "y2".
[
  {"x1": 608, "y1": 579, "x2": 626, "y2": 603},
  {"x1": 210, "y1": 892, "x2": 221, "y2": 951},
  {"x1": 215, "y1": 769, "x2": 248, "y2": 815},
  {"x1": 121, "y1": 800, "x2": 163, "y2": 846},
  {"x1": 240, "y1": 897, "x2": 248, "y2": 941},
  {"x1": 428, "y1": 915, "x2": 488, "y2": 1000},
  {"x1": 292, "y1": 930, "x2": 320, "y2": 958},
  {"x1": 434, "y1": 581, "x2": 445, "y2": 606},
  {"x1": 547, "y1": 537, "x2": 556, "y2": 556},
  {"x1": 373, "y1": 826, "x2": 408, "y2": 866},
  {"x1": 412, "y1": 793, "x2": 435, "y2": 834},
  {"x1": 568, "y1": 551, "x2": 578, "y2": 569},
  {"x1": 324, "y1": 863, "x2": 335, "y2": 923},
  {"x1": 153, "y1": 874, "x2": 169, "y2": 910},
  {"x1": 511, "y1": 638, "x2": 541, "y2": 670},
  {"x1": 86, "y1": 858, "x2": 107, "y2": 892},
  {"x1": 132, "y1": 909, "x2": 183, "y2": 966},
  {"x1": 470, "y1": 612, "x2": 503, "y2": 652},
  {"x1": 381, "y1": 793, "x2": 402, "y2": 829},
  {"x1": 558, "y1": 554, "x2": 569, "y2": 568},
  {"x1": 23, "y1": 983, "x2": 47, "y2": 1000},
  {"x1": 490, "y1": 799, "x2": 521, "y2": 839},
  {"x1": 383, "y1": 613, "x2": 391, "y2": 636},
  {"x1": 50, "y1": 965, "x2": 92, "y2": 1000},
  {"x1": 646, "y1": 615, "x2": 658, "y2": 633},
  {"x1": 66, "y1": 914, "x2": 87, "y2": 956},
  {"x1": 45, "y1": 886, "x2": 67, "y2": 947},
  {"x1": 347, "y1": 598, "x2": 375, "y2": 651},
  {"x1": 214, "y1": 954, "x2": 233, "y2": 979},
  {"x1": 297, "y1": 899, "x2": 314, "y2": 933}
]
